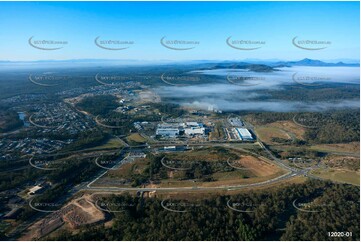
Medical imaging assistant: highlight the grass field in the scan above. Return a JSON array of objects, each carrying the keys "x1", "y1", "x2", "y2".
[
  {"x1": 126, "y1": 133, "x2": 147, "y2": 144},
  {"x1": 310, "y1": 142, "x2": 360, "y2": 154},
  {"x1": 254, "y1": 120, "x2": 306, "y2": 145},
  {"x1": 85, "y1": 138, "x2": 124, "y2": 151},
  {"x1": 255, "y1": 126, "x2": 291, "y2": 144},
  {"x1": 311, "y1": 168, "x2": 360, "y2": 186},
  {"x1": 268, "y1": 121, "x2": 305, "y2": 140}
]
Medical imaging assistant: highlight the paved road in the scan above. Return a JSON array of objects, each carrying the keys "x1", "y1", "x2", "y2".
[
  {"x1": 83, "y1": 141, "x2": 308, "y2": 192},
  {"x1": 82, "y1": 113, "x2": 330, "y2": 193}
]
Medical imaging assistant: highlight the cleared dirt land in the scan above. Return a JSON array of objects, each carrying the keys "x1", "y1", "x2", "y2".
[
  {"x1": 20, "y1": 195, "x2": 105, "y2": 240},
  {"x1": 233, "y1": 155, "x2": 278, "y2": 176}
]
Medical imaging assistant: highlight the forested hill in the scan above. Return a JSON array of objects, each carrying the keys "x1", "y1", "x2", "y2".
[{"x1": 53, "y1": 180, "x2": 359, "y2": 241}]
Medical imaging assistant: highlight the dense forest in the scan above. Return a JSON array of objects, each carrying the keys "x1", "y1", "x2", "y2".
[
  {"x1": 52, "y1": 180, "x2": 359, "y2": 241},
  {"x1": 151, "y1": 103, "x2": 186, "y2": 118},
  {"x1": 76, "y1": 95, "x2": 119, "y2": 116},
  {"x1": 303, "y1": 111, "x2": 360, "y2": 143},
  {"x1": 245, "y1": 110, "x2": 360, "y2": 144}
]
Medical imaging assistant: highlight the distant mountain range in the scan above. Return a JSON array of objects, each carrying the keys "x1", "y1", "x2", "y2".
[
  {"x1": 201, "y1": 63, "x2": 275, "y2": 72},
  {"x1": 199, "y1": 58, "x2": 359, "y2": 72},
  {"x1": 0, "y1": 58, "x2": 359, "y2": 69},
  {"x1": 272, "y1": 58, "x2": 359, "y2": 67}
]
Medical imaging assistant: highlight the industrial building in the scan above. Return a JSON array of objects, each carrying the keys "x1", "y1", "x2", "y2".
[
  {"x1": 233, "y1": 128, "x2": 253, "y2": 141},
  {"x1": 182, "y1": 122, "x2": 205, "y2": 136},
  {"x1": 156, "y1": 122, "x2": 206, "y2": 137},
  {"x1": 229, "y1": 117, "x2": 244, "y2": 127},
  {"x1": 156, "y1": 124, "x2": 180, "y2": 137}
]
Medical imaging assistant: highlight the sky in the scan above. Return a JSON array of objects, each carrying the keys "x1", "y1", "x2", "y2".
[{"x1": 0, "y1": 1, "x2": 359, "y2": 62}]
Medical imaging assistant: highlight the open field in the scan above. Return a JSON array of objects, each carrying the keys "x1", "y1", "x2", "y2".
[
  {"x1": 149, "y1": 175, "x2": 308, "y2": 199},
  {"x1": 268, "y1": 121, "x2": 305, "y2": 140},
  {"x1": 151, "y1": 170, "x2": 286, "y2": 188},
  {"x1": 108, "y1": 158, "x2": 149, "y2": 177},
  {"x1": 126, "y1": 133, "x2": 147, "y2": 144},
  {"x1": 310, "y1": 142, "x2": 360, "y2": 154},
  {"x1": 93, "y1": 148, "x2": 286, "y2": 189},
  {"x1": 255, "y1": 126, "x2": 292, "y2": 144},
  {"x1": 321, "y1": 154, "x2": 359, "y2": 171},
  {"x1": 311, "y1": 168, "x2": 360, "y2": 186},
  {"x1": 84, "y1": 138, "x2": 124, "y2": 151}
]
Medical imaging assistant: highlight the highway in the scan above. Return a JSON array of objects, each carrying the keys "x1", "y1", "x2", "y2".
[
  {"x1": 80, "y1": 113, "x2": 333, "y2": 193},
  {"x1": 82, "y1": 139, "x2": 311, "y2": 192}
]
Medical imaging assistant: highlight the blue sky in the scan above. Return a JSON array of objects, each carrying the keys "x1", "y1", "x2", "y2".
[{"x1": 0, "y1": 1, "x2": 359, "y2": 62}]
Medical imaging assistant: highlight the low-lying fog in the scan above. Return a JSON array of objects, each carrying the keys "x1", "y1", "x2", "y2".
[{"x1": 154, "y1": 66, "x2": 360, "y2": 112}]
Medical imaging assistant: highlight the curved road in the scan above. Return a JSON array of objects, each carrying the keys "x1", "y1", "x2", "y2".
[{"x1": 82, "y1": 141, "x2": 311, "y2": 192}]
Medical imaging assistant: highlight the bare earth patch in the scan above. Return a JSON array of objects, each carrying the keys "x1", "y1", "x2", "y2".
[
  {"x1": 234, "y1": 155, "x2": 280, "y2": 177},
  {"x1": 20, "y1": 195, "x2": 105, "y2": 240}
]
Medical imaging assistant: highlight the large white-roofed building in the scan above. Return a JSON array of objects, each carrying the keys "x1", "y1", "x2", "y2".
[
  {"x1": 156, "y1": 124, "x2": 180, "y2": 137},
  {"x1": 235, "y1": 128, "x2": 253, "y2": 141}
]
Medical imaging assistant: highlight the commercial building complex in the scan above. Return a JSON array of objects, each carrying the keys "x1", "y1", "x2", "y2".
[{"x1": 156, "y1": 122, "x2": 206, "y2": 137}]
